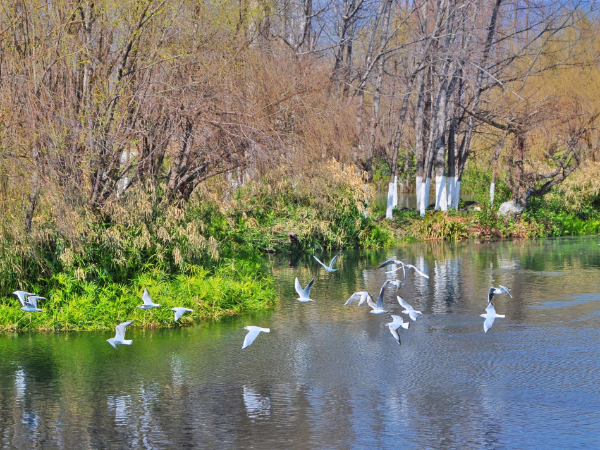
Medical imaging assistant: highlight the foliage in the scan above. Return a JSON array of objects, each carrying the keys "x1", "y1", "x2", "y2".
[{"x1": 0, "y1": 264, "x2": 275, "y2": 332}]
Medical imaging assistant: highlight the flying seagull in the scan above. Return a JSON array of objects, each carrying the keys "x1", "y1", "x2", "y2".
[
  {"x1": 387, "y1": 264, "x2": 429, "y2": 279},
  {"x1": 138, "y1": 288, "x2": 160, "y2": 309},
  {"x1": 13, "y1": 291, "x2": 36, "y2": 308},
  {"x1": 385, "y1": 315, "x2": 410, "y2": 345},
  {"x1": 242, "y1": 326, "x2": 270, "y2": 349},
  {"x1": 367, "y1": 280, "x2": 391, "y2": 314},
  {"x1": 171, "y1": 307, "x2": 193, "y2": 322},
  {"x1": 295, "y1": 277, "x2": 315, "y2": 302},
  {"x1": 344, "y1": 291, "x2": 373, "y2": 306},
  {"x1": 377, "y1": 259, "x2": 406, "y2": 277},
  {"x1": 107, "y1": 320, "x2": 135, "y2": 348},
  {"x1": 480, "y1": 303, "x2": 505, "y2": 333},
  {"x1": 313, "y1": 252, "x2": 341, "y2": 273},
  {"x1": 396, "y1": 296, "x2": 422, "y2": 321},
  {"x1": 21, "y1": 296, "x2": 45, "y2": 312},
  {"x1": 488, "y1": 285, "x2": 513, "y2": 304}
]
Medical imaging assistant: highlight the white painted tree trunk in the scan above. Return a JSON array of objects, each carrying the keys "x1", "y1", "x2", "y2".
[
  {"x1": 490, "y1": 182, "x2": 495, "y2": 206},
  {"x1": 446, "y1": 177, "x2": 456, "y2": 209},
  {"x1": 416, "y1": 175, "x2": 423, "y2": 211},
  {"x1": 392, "y1": 175, "x2": 398, "y2": 208},
  {"x1": 451, "y1": 181, "x2": 461, "y2": 209},
  {"x1": 386, "y1": 182, "x2": 394, "y2": 219},
  {"x1": 435, "y1": 175, "x2": 448, "y2": 211},
  {"x1": 420, "y1": 178, "x2": 431, "y2": 216}
]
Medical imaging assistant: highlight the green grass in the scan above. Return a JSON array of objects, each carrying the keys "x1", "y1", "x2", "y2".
[{"x1": 0, "y1": 263, "x2": 275, "y2": 332}]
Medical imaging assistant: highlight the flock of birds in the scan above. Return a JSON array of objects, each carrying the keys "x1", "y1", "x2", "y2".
[
  {"x1": 246, "y1": 253, "x2": 513, "y2": 348},
  {"x1": 10, "y1": 252, "x2": 513, "y2": 349}
]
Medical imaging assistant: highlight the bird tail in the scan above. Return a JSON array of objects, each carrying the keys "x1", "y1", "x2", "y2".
[
  {"x1": 401, "y1": 322, "x2": 410, "y2": 330},
  {"x1": 123, "y1": 340, "x2": 133, "y2": 346},
  {"x1": 262, "y1": 328, "x2": 271, "y2": 333}
]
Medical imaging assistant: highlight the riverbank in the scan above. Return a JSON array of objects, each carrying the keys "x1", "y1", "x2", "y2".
[{"x1": 2, "y1": 161, "x2": 600, "y2": 331}]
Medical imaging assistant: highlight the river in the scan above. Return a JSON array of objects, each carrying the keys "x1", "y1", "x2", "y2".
[{"x1": 1, "y1": 237, "x2": 600, "y2": 448}]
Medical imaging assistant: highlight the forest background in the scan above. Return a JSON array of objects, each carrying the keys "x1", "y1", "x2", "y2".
[{"x1": 2, "y1": 0, "x2": 600, "y2": 330}]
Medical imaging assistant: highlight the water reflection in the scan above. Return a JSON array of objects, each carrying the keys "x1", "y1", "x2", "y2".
[{"x1": 0, "y1": 237, "x2": 600, "y2": 448}]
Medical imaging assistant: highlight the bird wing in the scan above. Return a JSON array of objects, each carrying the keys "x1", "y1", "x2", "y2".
[
  {"x1": 173, "y1": 308, "x2": 185, "y2": 322},
  {"x1": 312, "y1": 256, "x2": 328, "y2": 270},
  {"x1": 406, "y1": 265, "x2": 429, "y2": 279},
  {"x1": 388, "y1": 326, "x2": 401, "y2": 344},
  {"x1": 485, "y1": 303, "x2": 496, "y2": 315},
  {"x1": 483, "y1": 316, "x2": 495, "y2": 333},
  {"x1": 26, "y1": 296, "x2": 45, "y2": 309},
  {"x1": 488, "y1": 288, "x2": 496, "y2": 304},
  {"x1": 344, "y1": 293, "x2": 361, "y2": 306},
  {"x1": 376, "y1": 280, "x2": 390, "y2": 309},
  {"x1": 242, "y1": 327, "x2": 261, "y2": 349},
  {"x1": 359, "y1": 292, "x2": 372, "y2": 307},
  {"x1": 328, "y1": 251, "x2": 341, "y2": 269},
  {"x1": 377, "y1": 260, "x2": 397, "y2": 269},
  {"x1": 366, "y1": 296, "x2": 377, "y2": 310},
  {"x1": 499, "y1": 285, "x2": 513, "y2": 298},
  {"x1": 142, "y1": 288, "x2": 153, "y2": 305},
  {"x1": 294, "y1": 278, "x2": 304, "y2": 297},
  {"x1": 304, "y1": 277, "x2": 315, "y2": 298},
  {"x1": 396, "y1": 296, "x2": 412, "y2": 312},
  {"x1": 13, "y1": 291, "x2": 29, "y2": 307},
  {"x1": 115, "y1": 320, "x2": 134, "y2": 339}
]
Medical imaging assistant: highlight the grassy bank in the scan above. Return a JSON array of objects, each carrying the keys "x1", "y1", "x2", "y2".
[
  {"x1": 0, "y1": 163, "x2": 391, "y2": 331},
  {"x1": 3, "y1": 159, "x2": 600, "y2": 331}
]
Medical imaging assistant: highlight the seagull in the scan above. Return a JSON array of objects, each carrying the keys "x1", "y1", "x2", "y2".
[
  {"x1": 242, "y1": 326, "x2": 270, "y2": 349},
  {"x1": 385, "y1": 315, "x2": 410, "y2": 345},
  {"x1": 396, "y1": 296, "x2": 422, "y2": 321},
  {"x1": 107, "y1": 320, "x2": 135, "y2": 348},
  {"x1": 313, "y1": 252, "x2": 341, "y2": 273},
  {"x1": 13, "y1": 291, "x2": 36, "y2": 308},
  {"x1": 137, "y1": 288, "x2": 160, "y2": 309},
  {"x1": 378, "y1": 260, "x2": 430, "y2": 279},
  {"x1": 387, "y1": 264, "x2": 429, "y2": 279},
  {"x1": 377, "y1": 259, "x2": 406, "y2": 276},
  {"x1": 488, "y1": 285, "x2": 513, "y2": 304},
  {"x1": 480, "y1": 303, "x2": 505, "y2": 333},
  {"x1": 344, "y1": 291, "x2": 373, "y2": 306},
  {"x1": 171, "y1": 307, "x2": 193, "y2": 322},
  {"x1": 21, "y1": 296, "x2": 45, "y2": 312},
  {"x1": 295, "y1": 277, "x2": 315, "y2": 302},
  {"x1": 367, "y1": 280, "x2": 391, "y2": 314}
]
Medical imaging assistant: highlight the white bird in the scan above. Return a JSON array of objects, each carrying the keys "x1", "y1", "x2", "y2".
[
  {"x1": 367, "y1": 280, "x2": 391, "y2": 314},
  {"x1": 378, "y1": 260, "x2": 430, "y2": 279},
  {"x1": 107, "y1": 320, "x2": 135, "y2": 348},
  {"x1": 21, "y1": 296, "x2": 45, "y2": 312},
  {"x1": 396, "y1": 296, "x2": 422, "y2": 321},
  {"x1": 389, "y1": 280, "x2": 405, "y2": 289},
  {"x1": 344, "y1": 291, "x2": 373, "y2": 306},
  {"x1": 242, "y1": 326, "x2": 270, "y2": 349},
  {"x1": 295, "y1": 277, "x2": 315, "y2": 302},
  {"x1": 137, "y1": 288, "x2": 160, "y2": 309},
  {"x1": 480, "y1": 303, "x2": 505, "y2": 333},
  {"x1": 385, "y1": 315, "x2": 410, "y2": 345},
  {"x1": 171, "y1": 307, "x2": 193, "y2": 322},
  {"x1": 313, "y1": 252, "x2": 341, "y2": 273},
  {"x1": 377, "y1": 259, "x2": 406, "y2": 276},
  {"x1": 488, "y1": 285, "x2": 513, "y2": 304},
  {"x1": 12, "y1": 291, "x2": 36, "y2": 308},
  {"x1": 387, "y1": 264, "x2": 429, "y2": 279}
]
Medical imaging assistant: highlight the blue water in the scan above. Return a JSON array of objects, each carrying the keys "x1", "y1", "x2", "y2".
[{"x1": 1, "y1": 237, "x2": 600, "y2": 448}]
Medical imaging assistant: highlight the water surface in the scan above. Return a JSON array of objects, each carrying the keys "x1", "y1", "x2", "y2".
[{"x1": 1, "y1": 237, "x2": 600, "y2": 448}]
